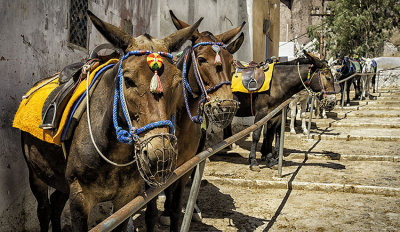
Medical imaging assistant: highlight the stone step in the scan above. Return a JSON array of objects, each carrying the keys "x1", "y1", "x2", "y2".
[
  {"x1": 194, "y1": 179, "x2": 400, "y2": 231},
  {"x1": 366, "y1": 100, "x2": 400, "y2": 105},
  {"x1": 310, "y1": 117, "x2": 400, "y2": 129},
  {"x1": 284, "y1": 127, "x2": 400, "y2": 141},
  {"x1": 206, "y1": 156, "x2": 400, "y2": 190},
  {"x1": 236, "y1": 134, "x2": 400, "y2": 156},
  {"x1": 334, "y1": 105, "x2": 400, "y2": 111},
  {"x1": 336, "y1": 110, "x2": 400, "y2": 118}
]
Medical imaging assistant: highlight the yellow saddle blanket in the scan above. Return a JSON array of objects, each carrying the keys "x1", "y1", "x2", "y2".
[
  {"x1": 231, "y1": 63, "x2": 274, "y2": 93},
  {"x1": 13, "y1": 59, "x2": 118, "y2": 145}
]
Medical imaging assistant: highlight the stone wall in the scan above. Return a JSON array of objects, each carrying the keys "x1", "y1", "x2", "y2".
[
  {"x1": 0, "y1": 0, "x2": 154, "y2": 230},
  {"x1": 375, "y1": 57, "x2": 400, "y2": 89}
]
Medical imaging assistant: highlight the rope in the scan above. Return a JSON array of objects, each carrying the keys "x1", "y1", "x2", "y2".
[
  {"x1": 22, "y1": 72, "x2": 60, "y2": 99},
  {"x1": 84, "y1": 64, "x2": 137, "y2": 167},
  {"x1": 298, "y1": 63, "x2": 317, "y2": 97}
]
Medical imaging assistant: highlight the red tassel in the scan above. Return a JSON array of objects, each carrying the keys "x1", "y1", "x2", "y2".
[{"x1": 150, "y1": 71, "x2": 163, "y2": 94}]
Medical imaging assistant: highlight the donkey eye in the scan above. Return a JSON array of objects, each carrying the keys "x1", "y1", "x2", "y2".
[
  {"x1": 124, "y1": 76, "x2": 137, "y2": 88},
  {"x1": 198, "y1": 57, "x2": 207, "y2": 64}
]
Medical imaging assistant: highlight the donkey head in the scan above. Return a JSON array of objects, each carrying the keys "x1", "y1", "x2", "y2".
[
  {"x1": 170, "y1": 10, "x2": 244, "y2": 128},
  {"x1": 362, "y1": 58, "x2": 374, "y2": 73},
  {"x1": 304, "y1": 52, "x2": 336, "y2": 111},
  {"x1": 88, "y1": 11, "x2": 202, "y2": 186}
]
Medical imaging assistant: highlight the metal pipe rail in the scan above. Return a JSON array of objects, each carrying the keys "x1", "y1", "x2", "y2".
[
  {"x1": 89, "y1": 97, "x2": 294, "y2": 232},
  {"x1": 334, "y1": 73, "x2": 377, "y2": 109},
  {"x1": 335, "y1": 72, "x2": 376, "y2": 84}
]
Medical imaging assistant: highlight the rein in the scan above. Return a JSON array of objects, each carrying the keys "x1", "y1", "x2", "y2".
[{"x1": 181, "y1": 42, "x2": 231, "y2": 124}]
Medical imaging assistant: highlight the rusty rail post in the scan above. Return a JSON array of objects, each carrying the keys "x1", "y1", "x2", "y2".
[
  {"x1": 307, "y1": 95, "x2": 315, "y2": 139},
  {"x1": 181, "y1": 160, "x2": 206, "y2": 232},
  {"x1": 278, "y1": 106, "x2": 286, "y2": 177}
]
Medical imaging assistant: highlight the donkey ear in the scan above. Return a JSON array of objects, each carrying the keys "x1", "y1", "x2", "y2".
[
  {"x1": 215, "y1": 22, "x2": 246, "y2": 44},
  {"x1": 88, "y1": 10, "x2": 134, "y2": 51},
  {"x1": 304, "y1": 51, "x2": 324, "y2": 68},
  {"x1": 226, "y1": 32, "x2": 244, "y2": 54},
  {"x1": 163, "y1": 17, "x2": 203, "y2": 52},
  {"x1": 169, "y1": 10, "x2": 201, "y2": 41}
]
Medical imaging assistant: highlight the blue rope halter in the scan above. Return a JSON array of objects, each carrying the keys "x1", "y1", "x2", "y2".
[
  {"x1": 113, "y1": 50, "x2": 175, "y2": 144},
  {"x1": 181, "y1": 42, "x2": 231, "y2": 124}
]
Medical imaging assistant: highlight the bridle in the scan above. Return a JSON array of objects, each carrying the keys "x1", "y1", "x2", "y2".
[
  {"x1": 298, "y1": 63, "x2": 336, "y2": 98},
  {"x1": 181, "y1": 42, "x2": 238, "y2": 125},
  {"x1": 113, "y1": 50, "x2": 176, "y2": 144},
  {"x1": 85, "y1": 50, "x2": 178, "y2": 187}
]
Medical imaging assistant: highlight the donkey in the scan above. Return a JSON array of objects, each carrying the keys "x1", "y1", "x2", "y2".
[
  {"x1": 360, "y1": 57, "x2": 377, "y2": 100},
  {"x1": 150, "y1": 11, "x2": 244, "y2": 231},
  {"x1": 336, "y1": 57, "x2": 361, "y2": 106},
  {"x1": 19, "y1": 11, "x2": 203, "y2": 232},
  {"x1": 224, "y1": 53, "x2": 336, "y2": 171},
  {"x1": 289, "y1": 90, "x2": 309, "y2": 135}
]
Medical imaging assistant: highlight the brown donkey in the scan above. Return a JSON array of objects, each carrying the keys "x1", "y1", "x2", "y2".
[
  {"x1": 20, "y1": 11, "x2": 202, "y2": 231},
  {"x1": 153, "y1": 11, "x2": 244, "y2": 231}
]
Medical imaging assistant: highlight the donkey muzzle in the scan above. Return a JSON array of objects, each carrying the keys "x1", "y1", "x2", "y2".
[
  {"x1": 135, "y1": 133, "x2": 177, "y2": 187},
  {"x1": 322, "y1": 94, "x2": 336, "y2": 111},
  {"x1": 203, "y1": 98, "x2": 239, "y2": 128}
]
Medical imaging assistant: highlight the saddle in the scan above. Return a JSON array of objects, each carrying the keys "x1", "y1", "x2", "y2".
[
  {"x1": 350, "y1": 60, "x2": 362, "y2": 73},
  {"x1": 39, "y1": 44, "x2": 122, "y2": 130},
  {"x1": 234, "y1": 60, "x2": 268, "y2": 92}
]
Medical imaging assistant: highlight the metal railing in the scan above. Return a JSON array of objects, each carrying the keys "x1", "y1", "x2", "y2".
[
  {"x1": 89, "y1": 97, "x2": 293, "y2": 232},
  {"x1": 335, "y1": 73, "x2": 377, "y2": 109}
]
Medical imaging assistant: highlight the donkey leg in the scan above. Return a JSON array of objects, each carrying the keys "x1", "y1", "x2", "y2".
[
  {"x1": 170, "y1": 175, "x2": 191, "y2": 232},
  {"x1": 69, "y1": 180, "x2": 92, "y2": 231},
  {"x1": 300, "y1": 100, "x2": 308, "y2": 134},
  {"x1": 145, "y1": 195, "x2": 158, "y2": 232},
  {"x1": 223, "y1": 124, "x2": 237, "y2": 149},
  {"x1": 50, "y1": 190, "x2": 69, "y2": 232},
  {"x1": 346, "y1": 81, "x2": 351, "y2": 106},
  {"x1": 29, "y1": 171, "x2": 51, "y2": 232},
  {"x1": 249, "y1": 126, "x2": 262, "y2": 171},
  {"x1": 289, "y1": 101, "x2": 297, "y2": 134}
]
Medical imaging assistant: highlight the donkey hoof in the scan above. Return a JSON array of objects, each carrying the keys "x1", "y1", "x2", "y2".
[
  {"x1": 302, "y1": 130, "x2": 308, "y2": 135},
  {"x1": 250, "y1": 165, "x2": 260, "y2": 172},
  {"x1": 192, "y1": 204, "x2": 203, "y2": 222},
  {"x1": 159, "y1": 215, "x2": 171, "y2": 226},
  {"x1": 267, "y1": 158, "x2": 278, "y2": 169},
  {"x1": 290, "y1": 129, "x2": 296, "y2": 134}
]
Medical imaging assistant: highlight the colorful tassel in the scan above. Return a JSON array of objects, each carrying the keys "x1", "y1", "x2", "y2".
[
  {"x1": 150, "y1": 71, "x2": 163, "y2": 93},
  {"x1": 147, "y1": 53, "x2": 164, "y2": 93}
]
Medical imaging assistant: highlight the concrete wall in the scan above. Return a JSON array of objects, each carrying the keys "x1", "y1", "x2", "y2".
[
  {"x1": 158, "y1": 0, "x2": 252, "y2": 61},
  {"x1": 0, "y1": 0, "x2": 154, "y2": 230}
]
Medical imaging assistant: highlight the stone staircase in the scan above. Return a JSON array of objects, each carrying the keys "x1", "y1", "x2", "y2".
[{"x1": 195, "y1": 88, "x2": 400, "y2": 231}]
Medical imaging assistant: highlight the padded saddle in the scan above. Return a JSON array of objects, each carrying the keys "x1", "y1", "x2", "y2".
[
  {"x1": 39, "y1": 44, "x2": 122, "y2": 130},
  {"x1": 235, "y1": 60, "x2": 268, "y2": 92}
]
